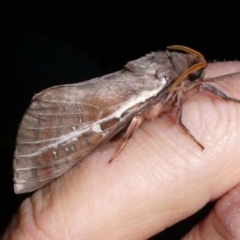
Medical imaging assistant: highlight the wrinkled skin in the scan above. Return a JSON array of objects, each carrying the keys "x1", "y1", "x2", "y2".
[{"x1": 4, "y1": 62, "x2": 240, "y2": 240}]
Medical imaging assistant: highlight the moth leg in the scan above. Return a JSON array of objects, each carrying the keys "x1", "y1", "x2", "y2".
[
  {"x1": 200, "y1": 84, "x2": 240, "y2": 103},
  {"x1": 203, "y1": 72, "x2": 240, "y2": 83},
  {"x1": 109, "y1": 116, "x2": 142, "y2": 163},
  {"x1": 177, "y1": 82, "x2": 240, "y2": 149},
  {"x1": 176, "y1": 92, "x2": 205, "y2": 150}
]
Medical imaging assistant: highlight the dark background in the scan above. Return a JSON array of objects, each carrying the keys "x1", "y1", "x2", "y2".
[{"x1": 0, "y1": 1, "x2": 239, "y2": 239}]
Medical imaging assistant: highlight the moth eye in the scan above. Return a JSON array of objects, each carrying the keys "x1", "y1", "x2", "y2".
[{"x1": 188, "y1": 68, "x2": 205, "y2": 81}]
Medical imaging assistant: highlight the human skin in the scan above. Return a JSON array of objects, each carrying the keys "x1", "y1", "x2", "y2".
[{"x1": 3, "y1": 62, "x2": 240, "y2": 240}]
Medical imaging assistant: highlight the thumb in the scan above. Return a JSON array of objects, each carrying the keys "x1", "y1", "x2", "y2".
[{"x1": 182, "y1": 184, "x2": 240, "y2": 240}]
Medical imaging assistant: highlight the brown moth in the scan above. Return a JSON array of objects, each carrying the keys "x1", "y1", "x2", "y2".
[{"x1": 13, "y1": 45, "x2": 240, "y2": 194}]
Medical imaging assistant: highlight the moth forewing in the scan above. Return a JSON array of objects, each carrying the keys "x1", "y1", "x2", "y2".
[{"x1": 13, "y1": 46, "x2": 210, "y2": 194}]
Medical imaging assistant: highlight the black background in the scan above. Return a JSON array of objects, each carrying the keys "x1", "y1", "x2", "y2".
[{"x1": 1, "y1": 1, "x2": 239, "y2": 239}]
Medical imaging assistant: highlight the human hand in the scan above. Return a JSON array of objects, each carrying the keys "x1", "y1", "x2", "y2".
[{"x1": 4, "y1": 62, "x2": 240, "y2": 239}]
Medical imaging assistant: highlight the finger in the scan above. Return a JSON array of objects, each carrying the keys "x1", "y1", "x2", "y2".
[
  {"x1": 4, "y1": 62, "x2": 240, "y2": 240},
  {"x1": 182, "y1": 183, "x2": 240, "y2": 240},
  {"x1": 205, "y1": 61, "x2": 240, "y2": 77}
]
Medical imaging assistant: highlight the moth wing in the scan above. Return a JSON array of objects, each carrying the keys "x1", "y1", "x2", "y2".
[{"x1": 13, "y1": 71, "x2": 155, "y2": 193}]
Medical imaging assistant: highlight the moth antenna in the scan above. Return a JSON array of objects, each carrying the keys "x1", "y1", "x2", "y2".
[
  {"x1": 167, "y1": 45, "x2": 205, "y2": 60},
  {"x1": 169, "y1": 62, "x2": 207, "y2": 92}
]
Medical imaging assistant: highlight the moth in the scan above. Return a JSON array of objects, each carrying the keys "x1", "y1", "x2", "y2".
[{"x1": 13, "y1": 45, "x2": 240, "y2": 194}]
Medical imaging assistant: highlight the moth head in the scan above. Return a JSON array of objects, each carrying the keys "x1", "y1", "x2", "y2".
[
  {"x1": 188, "y1": 66, "x2": 205, "y2": 81},
  {"x1": 167, "y1": 45, "x2": 207, "y2": 91}
]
